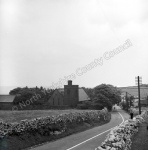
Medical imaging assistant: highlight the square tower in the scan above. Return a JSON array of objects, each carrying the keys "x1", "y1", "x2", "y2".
[{"x1": 64, "y1": 80, "x2": 79, "y2": 107}]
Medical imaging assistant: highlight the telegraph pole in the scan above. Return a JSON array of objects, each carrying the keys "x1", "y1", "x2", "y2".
[
  {"x1": 125, "y1": 92, "x2": 128, "y2": 111},
  {"x1": 138, "y1": 76, "x2": 141, "y2": 114},
  {"x1": 135, "y1": 76, "x2": 142, "y2": 114}
]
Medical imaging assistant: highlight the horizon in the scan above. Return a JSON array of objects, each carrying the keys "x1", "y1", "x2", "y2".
[{"x1": 1, "y1": 84, "x2": 148, "y2": 95}]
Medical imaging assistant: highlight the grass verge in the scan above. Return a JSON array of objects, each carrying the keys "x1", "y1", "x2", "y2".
[{"x1": 131, "y1": 122, "x2": 148, "y2": 150}]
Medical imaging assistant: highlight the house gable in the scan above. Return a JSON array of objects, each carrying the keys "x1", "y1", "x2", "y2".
[
  {"x1": 48, "y1": 87, "x2": 90, "y2": 106},
  {"x1": 48, "y1": 89, "x2": 64, "y2": 106}
]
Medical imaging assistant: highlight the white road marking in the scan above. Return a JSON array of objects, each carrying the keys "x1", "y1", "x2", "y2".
[
  {"x1": 118, "y1": 112, "x2": 125, "y2": 126},
  {"x1": 66, "y1": 112, "x2": 125, "y2": 150}
]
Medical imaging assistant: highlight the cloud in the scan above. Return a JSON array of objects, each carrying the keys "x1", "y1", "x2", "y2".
[{"x1": 0, "y1": 0, "x2": 148, "y2": 91}]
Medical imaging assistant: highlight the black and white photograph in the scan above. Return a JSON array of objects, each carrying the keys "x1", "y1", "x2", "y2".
[{"x1": 0, "y1": 0, "x2": 148, "y2": 150}]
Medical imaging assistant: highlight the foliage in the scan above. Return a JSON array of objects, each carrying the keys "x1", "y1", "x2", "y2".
[
  {"x1": 129, "y1": 96, "x2": 134, "y2": 107},
  {"x1": 77, "y1": 103, "x2": 89, "y2": 109},
  {"x1": 94, "y1": 84, "x2": 121, "y2": 105},
  {"x1": 79, "y1": 84, "x2": 121, "y2": 111},
  {"x1": 9, "y1": 87, "x2": 22, "y2": 95},
  {"x1": 90, "y1": 84, "x2": 121, "y2": 111},
  {"x1": 120, "y1": 96, "x2": 134, "y2": 111},
  {"x1": 92, "y1": 94, "x2": 112, "y2": 111},
  {"x1": 77, "y1": 101, "x2": 94, "y2": 109},
  {"x1": 0, "y1": 109, "x2": 109, "y2": 139},
  {"x1": 120, "y1": 101, "x2": 127, "y2": 110},
  {"x1": 10, "y1": 87, "x2": 54, "y2": 104},
  {"x1": 13, "y1": 91, "x2": 34, "y2": 104}
]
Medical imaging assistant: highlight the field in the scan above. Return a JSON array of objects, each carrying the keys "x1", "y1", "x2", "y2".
[
  {"x1": 0, "y1": 107, "x2": 147, "y2": 123},
  {"x1": 119, "y1": 86, "x2": 148, "y2": 98},
  {"x1": 0, "y1": 109, "x2": 111, "y2": 150},
  {"x1": 0, "y1": 109, "x2": 91, "y2": 123}
]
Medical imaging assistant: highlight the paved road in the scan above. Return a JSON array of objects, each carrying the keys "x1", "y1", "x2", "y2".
[{"x1": 30, "y1": 109, "x2": 129, "y2": 150}]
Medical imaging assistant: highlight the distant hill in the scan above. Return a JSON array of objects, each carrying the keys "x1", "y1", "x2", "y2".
[
  {"x1": 141, "y1": 84, "x2": 148, "y2": 87},
  {"x1": 118, "y1": 86, "x2": 148, "y2": 98}
]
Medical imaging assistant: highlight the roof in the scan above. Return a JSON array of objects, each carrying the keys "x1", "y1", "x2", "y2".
[
  {"x1": 79, "y1": 88, "x2": 90, "y2": 101},
  {"x1": 58, "y1": 88, "x2": 64, "y2": 96},
  {"x1": 0, "y1": 95, "x2": 15, "y2": 102},
  {"x1": 57, "y1": 88, "x2": 90, "y2": 101}
]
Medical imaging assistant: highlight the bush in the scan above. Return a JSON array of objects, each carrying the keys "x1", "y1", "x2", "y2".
[
  {"x1": 92, "y1": 94, "x2": 112, "y2": 111},
  {"x1": 120, "y1": 101, "x2": 128, "y2": 111},
  {"x1": 90, "y1": 103, "x2": 104, "y2": 110},
  {"x1": 77, "y1": 101, "x2": 93, "y2": 109},
  {"x1": 77, "y1": 104, "x2": 89, "y2": 109}
]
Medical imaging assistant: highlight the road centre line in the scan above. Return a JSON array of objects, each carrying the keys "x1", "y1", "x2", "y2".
[{"x1": 66, "y1": 112, "x2": 125, "y2": 150}]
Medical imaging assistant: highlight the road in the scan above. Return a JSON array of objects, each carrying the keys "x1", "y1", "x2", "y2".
[{"x1": 29, "y1": 109, "x2": 129, "y2": 150}]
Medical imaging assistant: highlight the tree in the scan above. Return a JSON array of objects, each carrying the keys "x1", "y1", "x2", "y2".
[
  {"x1": 9, "y1": 87, "x2": 21, "y2": 95},
  {"x1": 13, "y1": 91, "x2": 34, "y2": 104},
  {"x1": 92, "y1": 93, "x2": 112, "y2": 111},
  {"x1": 77, "y1": 84, "x2": 121, "y2": 111},
  {"x1": 10, "y1": 86, "x2": 53, "y2": 105},
  {"x1": 129, "y1": 96, "x2": 134, "y2": 107},
  {"x1": 94, "y1": 84, "x2": 121, "y2": 105},
  {"x1": 120, "y1": 101, "x2": 127, "y2": 110}
]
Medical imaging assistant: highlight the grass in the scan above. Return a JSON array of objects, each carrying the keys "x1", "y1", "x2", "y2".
[
  {"x1": 119, "y1": 86, "x2": 148, "y2": 98},
  {"x1": 0, "y1": 118, "x2": 111, "y2": 150},
  {"x1": 0, "y1": 109, "x2": 91, "y2": 123},
  {"x1": 0, "y1": 110, "x2": 111, "y2": 150},
  {"x1": 131, "y1": 122, "x2": 148, "y2": 150}
]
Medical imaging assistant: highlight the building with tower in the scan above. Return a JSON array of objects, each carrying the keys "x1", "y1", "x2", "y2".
[{"x1": 48, "y1": 80, "x2": 90, "y2": 107}]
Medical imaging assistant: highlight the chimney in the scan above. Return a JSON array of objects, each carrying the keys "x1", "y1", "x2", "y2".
[{"x1": 68, "y1": 80, "x2": 72, "y2": 86}]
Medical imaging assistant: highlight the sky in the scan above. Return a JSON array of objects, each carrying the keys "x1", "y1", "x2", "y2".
[{"x1": 0, "y1": 0, "x2": 148, "y2": 94}]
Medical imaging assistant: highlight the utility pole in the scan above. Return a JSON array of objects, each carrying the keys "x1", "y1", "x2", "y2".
[
  {"x1": 126, "y1": 92, "x2": 128, "y2": 111},
  {"x1": 135, "y1": 76, "x2": 142, "y2": 114},
  {"x1": 129, "y1": 96, "x2": 131, "y2": 107},
  {"x1": 138, "y1": 76, "x2": 141, "y2": 114}
]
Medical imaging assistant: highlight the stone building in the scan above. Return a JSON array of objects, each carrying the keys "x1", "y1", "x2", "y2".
[
  {"x1": 48, "y1": 80, "x2": 90, "y2": 107},
  {"x1": 0, "y1": 95, "x2": 15, "y2": 110},
  {"x1": 64, "y1": 80, "x2": 79, "y2": 107}
]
